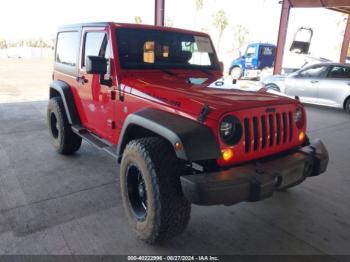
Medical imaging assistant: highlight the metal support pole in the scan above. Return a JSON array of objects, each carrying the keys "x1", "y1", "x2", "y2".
[
  {"x1": 273, "y1": 0, "x2": 291, "y2": 75},
  {"x1": 155, "y1": 0, "x2": 165, "y2": 26},
  {"x1": 340, "y1": 14, "x2": 350, "y2": 63}
]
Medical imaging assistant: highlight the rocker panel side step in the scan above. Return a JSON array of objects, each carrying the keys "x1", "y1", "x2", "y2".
[{"x1": 72, "y1": 125, "x2": 111, "y2": 149}]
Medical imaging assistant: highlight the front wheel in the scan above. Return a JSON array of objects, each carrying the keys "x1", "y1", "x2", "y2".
[
  {"x1": 265, "y1": 83, "x2": 281, "y2": 92},
  {"x1": 230, "y1": 67, "x2": 242, "y2": 80},
  {"x1": 345, "y1": 98, "x2": 350, "y2": 113},
  {"x1": 120, "y1": 137, "x2": 191, "y2": 244}
]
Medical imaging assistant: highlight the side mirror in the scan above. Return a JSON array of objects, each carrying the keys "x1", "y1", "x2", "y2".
[
  {"x1": 86, "y1": 56, "x2": 112, "y2": 87},
  {"x1": 219, "y1": 61, "x2": 224, "y2": 73},
  {"x1": 86, "y1": 56, "x2": 107, "y2": 75}
]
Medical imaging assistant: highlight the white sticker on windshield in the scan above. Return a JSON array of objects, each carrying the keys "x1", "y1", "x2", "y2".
[{"x1": 194, "y1": 36, "x2": 213, "y2": 53}]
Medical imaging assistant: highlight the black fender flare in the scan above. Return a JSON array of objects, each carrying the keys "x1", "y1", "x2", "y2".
[
  {"x1": 116, "y1": 108, "x2": 221, "y2": 161},
  {"x1": 49, "y1": 80, "x2": 81, "y2": 125}
]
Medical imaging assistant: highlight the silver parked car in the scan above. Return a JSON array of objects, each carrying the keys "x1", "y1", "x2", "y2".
[{"x1": 262, "y1": 63, "x2": 350, "y2": 113}]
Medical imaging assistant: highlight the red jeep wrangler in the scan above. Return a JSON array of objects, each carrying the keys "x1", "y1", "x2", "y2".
[{"x1": 48, "y1": 22, "x2": 329, "y2": 243}]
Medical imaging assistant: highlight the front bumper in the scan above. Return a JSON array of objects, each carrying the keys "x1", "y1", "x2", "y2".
[
  {"x1": 180, "y1": 139, "x2": 329, "y2": 206},
  {"x1": 244, "y1": 69, "x2": 261, "y2": 78}
]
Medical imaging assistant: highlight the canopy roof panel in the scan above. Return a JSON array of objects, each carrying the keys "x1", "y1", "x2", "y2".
[{"x1": 288, "y1": 0, "x2": 350, "y2": 14}]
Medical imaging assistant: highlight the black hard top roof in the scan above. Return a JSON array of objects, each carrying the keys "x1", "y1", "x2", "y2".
[
  {"x1": 58, "y1": 22, "x2": 110, "y2": 30},
  {"x1": 56, "y1": 22, "x2": 209, "y2": 37}
]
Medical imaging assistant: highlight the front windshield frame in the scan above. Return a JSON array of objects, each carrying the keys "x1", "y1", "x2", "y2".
[
  {"x1": 245, "y1": 46, "x2": 257, "y2": 57},
  {"x1": 115, "y1": 28, "x2": 220, "y2": 71}
]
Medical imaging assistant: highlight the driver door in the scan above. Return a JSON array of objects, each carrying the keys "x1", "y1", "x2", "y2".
[
  {"x1": 77, "y1": 28, "x2": 116, "y2": 141},
  {"x1": 285, "y1": 65, "x2": 328, "y2": 104}
]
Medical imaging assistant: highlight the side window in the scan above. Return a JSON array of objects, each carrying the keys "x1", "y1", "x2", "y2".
[
  {"x1": 298, "y1": 66, "x2": 328, "y2": 78},
  {"x1": 261, "y1": 46, "x2": 273, "y2": 56},
  {"x1": 82, "y1": 31, "x2": 107, "y2": 67},
  {"x1": 55, "y1": 31, "x2": 79, "y2": 66},
  {"x1": 327, "y1": 66, "x2": 350, "y2": 79},
  {"x1": 245, "y1": 46, "x2": 257, "y2": 57}
]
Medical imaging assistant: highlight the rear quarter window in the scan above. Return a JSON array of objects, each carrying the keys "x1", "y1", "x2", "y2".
[
  {"x1": 55, "y1": 31, "x2": 80, "y2": 67},
  {"x1": 327, "y1": 66, "x2": 350, "y2": 79}
]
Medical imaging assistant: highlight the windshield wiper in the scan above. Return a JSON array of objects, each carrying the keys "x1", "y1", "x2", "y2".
[{"x1": 160, "y1": 69, "x2": 177, "y2": 76}]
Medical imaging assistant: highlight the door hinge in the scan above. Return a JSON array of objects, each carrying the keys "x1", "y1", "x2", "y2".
[{"x1": 107, "y1": 119, "x2": 116, "y2": 129}]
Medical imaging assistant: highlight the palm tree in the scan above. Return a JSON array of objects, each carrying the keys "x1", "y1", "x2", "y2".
[
  {"x1": 134, "y1": 16, "x2": 143, "y2": 24},
  {"x1": 233, "y1": 24, "x2": 249, "y2": 56},
  {"x1": 0, "y1": 38, "x2": 7, "y2": 49},
  {"x1": 195, "y1": 0, "x2": 203, "y2": 11},
  {"x1": 165, "y1": 18, "x2": 174, "y2": 27},
  {"x1": 213, "y1": 9, "x2": 228, "y2": 53},
  {"x1": 194, "y1": 0, "x2": 204, "y2": 28}
]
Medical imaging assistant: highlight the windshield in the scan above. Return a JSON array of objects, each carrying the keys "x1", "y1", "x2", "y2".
[
  {"x1": 116, "y1": 28, "x2": 219, "y2": 70},
  {"x1": 245, "y1": 46, "x2": 256, "y2": 57}
]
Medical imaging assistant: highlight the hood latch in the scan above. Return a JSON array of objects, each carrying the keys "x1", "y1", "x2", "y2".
[{"x1": 198, "y1": 104, "x2": 210, "y2": 123}]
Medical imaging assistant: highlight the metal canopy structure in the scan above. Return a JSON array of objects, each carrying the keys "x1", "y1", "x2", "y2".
[
  {"x1": 288, "y1": 0, "x2": 350, "y2": 13},
  {"x1": 153, "y1": 0, "x2": 350, "y2": 75},
  {"x1": 274, "y1": 0, "x2": 350, "y2": 74},
  {"x1": 155, "y1": 0, "x2": 165, "y2": 26}
]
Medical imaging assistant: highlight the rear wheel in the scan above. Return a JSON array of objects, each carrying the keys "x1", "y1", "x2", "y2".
[
  {"x1": 120, "y1": 137, "x2": 191, "y2": 244},
  {"x1": 47, "y1": 97, "x2": 82, "y2": 154}
]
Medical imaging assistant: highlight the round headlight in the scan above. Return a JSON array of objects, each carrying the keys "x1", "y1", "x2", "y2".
[
  {"x1": 295, "y1": 108, "x2": 302, "y2": 123},
  {"x1": 219, "y1": 115, "x2": 243, "y2": 146},
  {"x1": 295, "y1": 107, "x2": 304, "y2": 128}
]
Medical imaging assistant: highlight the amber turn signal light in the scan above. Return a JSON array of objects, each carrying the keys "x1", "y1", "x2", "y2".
[
  {"x1": 298, "y1": 131, "x2": 305, "y2": 142},
  {"x1": 222, "y1": 148, "x2": 234, "y2": 161},
  {"x1": 174, "y1": 142, "x2": 183, "y2": 151}
]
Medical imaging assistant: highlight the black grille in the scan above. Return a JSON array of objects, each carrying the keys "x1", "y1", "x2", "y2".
[
  {"x1": 244, "y1": 118, "x2": 250, "y2": 152},
  {"x1": 244, "y1": 112, "x2": 294, "y2": 153}
]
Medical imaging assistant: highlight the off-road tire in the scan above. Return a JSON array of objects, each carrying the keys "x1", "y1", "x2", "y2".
[
  {"x1": 47, "y1": 97, "x2": 82, "y2": 154},
  {"x1": 120, "y1": 137, "x2": 191, "y2": 244}
]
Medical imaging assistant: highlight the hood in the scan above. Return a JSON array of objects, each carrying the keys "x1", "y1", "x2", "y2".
[{"x1": 122, "y1": 72, "x2": 298, "y2": 119}]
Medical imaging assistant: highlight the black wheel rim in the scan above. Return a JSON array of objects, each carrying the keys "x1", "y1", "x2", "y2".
[
  {"x1": 126, "y1": 164, "x2": 147, "y2": 221},
  {"x1": 50, "y1": 112, "x2": 59, "y2": 139}
]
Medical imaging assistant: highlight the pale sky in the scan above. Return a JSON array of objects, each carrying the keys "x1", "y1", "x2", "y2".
[
  {"x1": 0, "y1": 0, "x2": 155, "y2": 40},
  {"x1": 0, "y1": 0, "x2": 346, "y2": 61}
]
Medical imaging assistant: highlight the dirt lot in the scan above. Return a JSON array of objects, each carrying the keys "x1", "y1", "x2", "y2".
[
  {"x1": 0, "y1": 59, "x2": 349, "y2": 257},
  {"x1": 0, "y1": 58, "x2": 52, "y2": 103}
]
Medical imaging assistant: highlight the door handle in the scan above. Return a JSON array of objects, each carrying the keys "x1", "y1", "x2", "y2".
[
  {"x1": 76, "y1": 76, "x2": 88, "y2": 84},
  {"x1": 310, "y1": 80, "x2": 319, "y2": 84}
]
